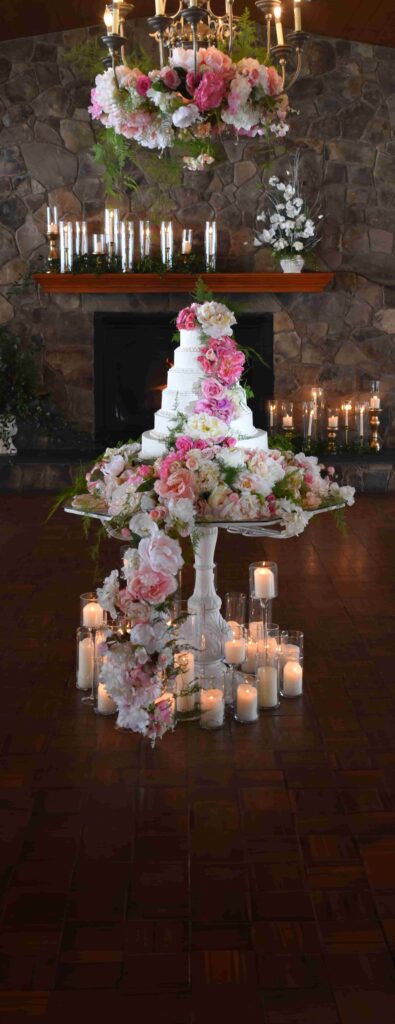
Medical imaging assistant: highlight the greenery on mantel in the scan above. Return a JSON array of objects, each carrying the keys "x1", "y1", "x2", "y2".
[
  {"x1": 268, "y1": 433, "x2": 374, "y2": 458},
  {"x1": 44, "y1": 253, "x2": 210, "y2": 275}
]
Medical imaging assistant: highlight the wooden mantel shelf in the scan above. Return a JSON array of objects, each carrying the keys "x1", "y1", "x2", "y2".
[{"x1": 34, "y1": 271, "x2": 334, "y2": 295}]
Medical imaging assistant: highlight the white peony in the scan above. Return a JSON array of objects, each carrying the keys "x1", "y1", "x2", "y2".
[
  {"x1": 97, "y1": 569, "x2": 119, "y2": 619},
  {"x1": 186, "y1": 412, "x2": 230, "y2": 439},
  {"x1": 172, "y1": 103, "x2": 200, "y2": 128},
  {"x1": 195, "y1": 300, "x2": 236, "y2": 339},
  {"x1": 220, "y1": 448, "x2": 246, "y2": 469},
  {"x1": 170, "y1": 47, "x2": 199, "y2": 72},
  {"x1": 129, "y1": 512, "x2": 157, "y2": 537},
  {"x1": 94, "y1": 68, "x2": 118, "y2": 114}
]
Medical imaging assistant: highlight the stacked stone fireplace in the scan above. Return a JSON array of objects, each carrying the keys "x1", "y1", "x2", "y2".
[{"x1": 0, "y1": 23, "x2": 395, "y2": 448}]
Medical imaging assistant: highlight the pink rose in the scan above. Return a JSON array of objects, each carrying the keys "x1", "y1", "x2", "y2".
[
  {"x1": 160, "y1": 66, "x2": 181, "y2": 89},
  {"x1": 136, "y1": 74, "x2": 151, "y2": 97},
  {"x1": 201, "y1": 378, "x2": 225, "y2": 401},
  {"x1": 176, "y1": 307, "x2": 198, "y2": 331},
  {"x1": 138, "y1": 532, "x2": 183, "y2": 576},
  {"x1": 175, "y1": 436, "x2": 194, "y2": 454},
  {"x1": 194, "y1": 71, "x2": 227, "y2": 112},
  {"x1": 129, "y1": 569, "x2": 177, "y2": 605}
]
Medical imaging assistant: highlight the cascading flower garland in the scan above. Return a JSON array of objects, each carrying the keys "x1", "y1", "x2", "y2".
[{"x1": 89, "y1": 46, "x2": 289, "y2": 167}]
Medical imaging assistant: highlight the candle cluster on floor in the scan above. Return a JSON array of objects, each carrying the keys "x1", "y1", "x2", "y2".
[{"x1": 75, "y1": 561, "x2": 304, "y2": 733}]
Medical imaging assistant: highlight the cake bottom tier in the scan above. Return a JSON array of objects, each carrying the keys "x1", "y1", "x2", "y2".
[{"x1": 140, "y1": 428, "x2": 268, "y2": 461}]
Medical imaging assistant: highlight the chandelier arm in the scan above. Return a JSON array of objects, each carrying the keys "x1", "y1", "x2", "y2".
[{"x1": 285, "y1": 47, "x2": 303, "y2": 89}]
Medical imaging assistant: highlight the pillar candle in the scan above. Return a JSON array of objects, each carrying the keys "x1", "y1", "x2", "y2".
[
  {"x1": 370, "y1": 395, "x2": 380, "y2": 409},
  {"x1": 282, "y1": 414, "x2": 293, "y2": 429},
  {"x1": 307, "y1": 409, "x2": 314, "y2": 437},
  {"x1": 97, "y1": 681, "x2": 117, "y2": 714},
  {"x1": 359, "y1": 406, "x2": 365, "y2": 437},
  {"x1": 236, "y1": 683, "x2": 258, "y2": 722},
  {"x1": 200, "y1": 688, "x2": 224, "y2": 729},
  {"x1": 82, "y1": 602, "x2": 105, "y2": 629},
  {"x1": 254, "y1": 567, "x2": 275, "y2": 600},
  {"x1": 283, "y1": 660, "x2": 303, "y2": 697},
  {"x1": 257, "y1": 665, "x2": 278, "y2": 708},
  {"x1": 328, "y1": 415, "x2": 338, "y2": 429},
  {"x1": 77, "y1": 636, "x2": 94, "y2": 690},
  {"x1": 224, "y1": 637, "x2": 246, "y2": 665}
]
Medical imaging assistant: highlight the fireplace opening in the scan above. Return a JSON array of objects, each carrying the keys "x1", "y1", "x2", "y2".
[{"x1": 94, "y1": 312, "x2": 274, "y2": 446}]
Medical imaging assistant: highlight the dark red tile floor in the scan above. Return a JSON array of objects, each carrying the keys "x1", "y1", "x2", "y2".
[{"x1": 0, "y1": 493, "x2": 395, "y2": 1022}]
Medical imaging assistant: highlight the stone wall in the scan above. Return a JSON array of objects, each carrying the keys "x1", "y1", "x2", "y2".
[{"x1": 0, "y1": 24, "x2": 395, "y2": 444}]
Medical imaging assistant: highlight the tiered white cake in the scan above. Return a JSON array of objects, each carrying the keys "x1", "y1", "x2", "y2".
[{"x1": 141, "y1": 327, "x2": 268, "y2": 460}]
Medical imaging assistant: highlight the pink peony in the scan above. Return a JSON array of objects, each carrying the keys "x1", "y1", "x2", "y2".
[
  {"x1": 195, "y1": 396, "x2": 235, "y2": 423},
  {"x1": 129, "y1": 569, "x2": 177, "y2": 605},
  {"x1": 129, "y1": 666, "x2": 153, "y2": 689},
  {"x1": 185, "y1": 71, "x2": 202, "y2": 96},
  {"x1": 266, "y1": 64, "x2": 284, "y2": 96},
  {"x1": 201, "y1": 378, "x2": 225, "y2": 401},
  {"x1": 138, "y1": 532, "x2": 183, "y2": 576},
  {"x1": 194, "y1": 71, "x2": 227, "y2": 112},
  {"x1": 176, "y1": 307, "x2": 198, "y2": 331},
  {"x1": 136, "y1": 74, "x2": 151, "y2": 97},
  {"x1": 200, "y1": 47, "x2": 234, "y2": 78},
  {"x1": 88, "y1": 87, "x2": 103, "y2": 120},
  {"x1": 217, "y1": 349, "x2": 245, "y2": 385},
  {"x1": 155, "y1": 468, "x2": 196, "y2": 502},
  {"x1": 160, "y1": 66, "x2": 181, "y2": 89}
]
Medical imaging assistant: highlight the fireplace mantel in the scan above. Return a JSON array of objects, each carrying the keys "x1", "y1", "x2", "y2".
[{"x1": 34, "y1": 271, "x2": 334, "y2": 295}]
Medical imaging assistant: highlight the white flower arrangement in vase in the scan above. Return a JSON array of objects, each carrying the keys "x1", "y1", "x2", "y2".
[{"x1": 255, "y1": 153, "x2": 323, "y2": 272}]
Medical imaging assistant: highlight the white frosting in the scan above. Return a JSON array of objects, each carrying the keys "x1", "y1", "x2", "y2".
[{"x1": 139, "y1": 324, "x2": 268, "y2": 460}]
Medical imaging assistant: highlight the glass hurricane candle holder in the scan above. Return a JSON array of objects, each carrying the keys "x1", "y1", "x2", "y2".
[
  {"x1": 341, "y1": 400, "x2": 353, "y2": 446},
  {"x1": 354, "y1": 403, "x2": 366, "y2": 447},
  {"x1": 92, "y1": 232, "x2": 105, "y2": 255},
  {"x1": 326, "y1": 408, "x2": 339, "y2": 453},
  {"x1": 46, "y1": 204, "x2": 59, "y2": 267},
  {"x1": 200, "y1": 677, "x2": 225, "y2": 730},
  {"x1": 160, "y1": 220, "x2": 173, "y2": 270},
  {"x1": 223, "y1": 628, "x2": 246, "y2": 707},
  {"x1": 120, "y1": 220, "x2": 134, "y2": 272},
  {"x1": 280, "y1": 630, "x2": 304, "y2": 698},
  {"x1": 104, "y1": 207, "x2": 120, "y2": 257},
  {"x1": 249, "y1": 561, "x2": 278, "y2": 648},
  {"x1": 139, "y1": 219, "x2": 151, "y2": 260},
  {"x1": 75, "y1": 220, "x2": 88, "y2": 257},
  {"x1": 369, "y1": 380, "x2": 381, "y2": 451},
  {"x1": 256, "y1": 624, "x2": 280, "y2": 710},
  {"x1": 281, "y1": 401, "x2": 294, "y2": 435},
  {"x1": 205, "y1": 220, "x2": 217, "y2": 271},
  {"x1": 234, "y1": 679, "x2": 258, "y2": 724},
  {"x1": 173, "y1": 609, "x2": 201, "y2": 721},
  {"x1": 181, "y1": 227, "x2": 193, "y2": 258},
  {"x1": 303, "y1": 400, "x2": 316, "y2": 451},
  {"x1": 224, "y1": 591, "x2": 246, "y2": 639},
  {"x1": 80, "y1": 592, "x2": 107, "y2": 629},
  {"x1": 93, "y1": 629, "x2": 117, "y2": 716},
  {"x1": 268, "y1": 400, "x2": 277, "y2": 434},
  {"x1": 59, "y1": 220, "x2": 73, "y2": 272},
  {"x1": 248, "y1": 594, "x2": 272, "y2": 640},
  {"x1": 76, "y1": 626, "x2": 94, "y2": 693}
]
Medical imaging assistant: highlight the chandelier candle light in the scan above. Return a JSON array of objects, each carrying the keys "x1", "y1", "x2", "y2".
[{"x1": 327, "y1": 409, "x2": 339, "y2": 453}]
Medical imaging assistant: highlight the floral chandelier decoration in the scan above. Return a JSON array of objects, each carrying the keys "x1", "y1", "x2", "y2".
[{"x1": 89, "y1": 0, "x2": 310, "y2": 170}]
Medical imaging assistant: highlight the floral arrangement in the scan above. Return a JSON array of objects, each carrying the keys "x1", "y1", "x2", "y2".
[
  {"x1": 255, "y1": 153, "x2": 323, "y2": 261},
  {"x1": 89, "y1": 47, "x2": 289, "y2": 168},
  {"x1": 75, "y1": 443, "x2": 354, "y2": 744}
]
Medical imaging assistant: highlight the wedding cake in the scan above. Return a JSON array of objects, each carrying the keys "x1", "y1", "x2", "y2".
[{"x1": 141, "y1": 300, "x2": 268, "y2": 460}]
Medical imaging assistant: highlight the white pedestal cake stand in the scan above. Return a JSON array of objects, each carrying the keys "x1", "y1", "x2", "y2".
[{"x1": 65, "y1": 505, "x2": 340, "y2": 682}]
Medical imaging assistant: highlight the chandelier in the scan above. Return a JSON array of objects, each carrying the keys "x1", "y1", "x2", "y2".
[{"x1": 102, "y1": 0, "x2": 308, "y2": 89}]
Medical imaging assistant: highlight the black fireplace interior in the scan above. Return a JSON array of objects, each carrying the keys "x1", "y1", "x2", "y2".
[{"x1": 94, "y1": 312, "x2": 274, "y2": 446}]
